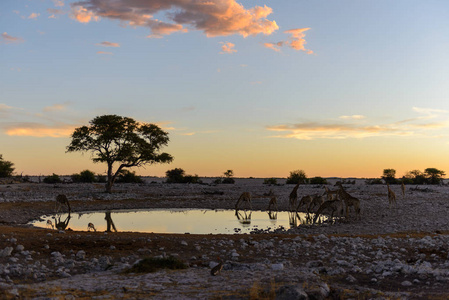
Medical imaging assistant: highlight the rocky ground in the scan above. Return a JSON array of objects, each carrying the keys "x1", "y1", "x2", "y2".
[{"x1": 1, "y1": 178, "x2": 449, "y2": 299}]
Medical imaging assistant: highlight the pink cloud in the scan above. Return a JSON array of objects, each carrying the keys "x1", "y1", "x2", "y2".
[
  {"x1": 264, "y1": 28, "x2": 313, "y2": 54},
  {"x1": 5, "y1": 124, "x2": 75, "y2": 138},
  {"x1": 28, "y1": 12, "x2": 40, "y2": 19},
  {"x1": 70, "y1": 0, "x2": 278, "y2": 38},
  {"x1": 96, "y1": 41, "x2": 120, "y2": 47},
  {"x1": 1, "y1": 32, "x2": 24, "y2": 44},
  {"x1": 97, "y1": 51, "x2": 113, "y2": 55},
  {"x1": 70, "y1": 5, "x2": 100, "y2": 23},
  {"x1": 220, "y1": 42, "x2": 237, "y2": 54}
]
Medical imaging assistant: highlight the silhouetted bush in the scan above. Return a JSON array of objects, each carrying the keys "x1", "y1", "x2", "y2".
[
  {"x1": 97, "y1": 174, "x2": 107, "y2": 183},
  {"x1": 165, "y1": 168, "x2": 201, "y2": 183},
  {"x1": 43, "y1": 173, "x2": 62, "y2": 184},
  {"x1": 286, "y1": 170, "x2": 308, "y2": 184},
  {"x1": 263, "y1": 178, "x2": 278, "y2": 185},
  {"x1": 166, "y1": 168, "x2": 186, "y2": 183},
  {"x1": 309, "y1": 177, "x2": 327, "y2": 185},
  {"x1": 221, "y1": 177, "x2": 235, "y2": 184},
  {"x1": 365, "y1": 178, "x2": 383, "y2": 185},
  {"x1": 116, "y1": 170, "x2": 144, "y2": 183},
  {"x1": 71, "y1": 169, "x2": 97, "y2": 183}
]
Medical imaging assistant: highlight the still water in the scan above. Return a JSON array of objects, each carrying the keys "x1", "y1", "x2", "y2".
[{"x1": 30, "y1": 209, "x2": 324, "y2": 234}]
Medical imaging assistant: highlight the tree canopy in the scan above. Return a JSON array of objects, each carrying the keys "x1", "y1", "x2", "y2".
[
  {"x1": 67, "y1": 115, "x2": 173, "y2": 192},
  {"x1": 0, "y1": 155, "x2": 15, "y2": 178}
]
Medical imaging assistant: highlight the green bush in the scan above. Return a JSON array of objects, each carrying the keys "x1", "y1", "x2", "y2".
[
  {"x1": 125, "y1": 256, "x2": 188, "y2": 274},
  {"x1": 263, "y1": 178, "x2": 278, "y2": 185},
  {"x1": 97, "y1": 174, "x2": 107, "y2": 183},
  {"x1": 183, "y1": 174, "x2": 202, "y2": 184},
  {"x1": 115, "y1": 170, "x2": 144, "y2": 183},
  {"x1": 221, "y1": 177, "x2": 235, "y2": 184},
  {"x1": 286, "y1": 170, "x2": 308, "y2": 184},
  {"x1": 43, "y1": 173, "x2": 62, "y2": 184},
  {"x1": 309, "y1": 177, "x2": 327, "y2": 185}
]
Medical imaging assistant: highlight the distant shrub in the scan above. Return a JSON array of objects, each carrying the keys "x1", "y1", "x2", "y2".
[
  {"x1": 183, "y1": 174, "x2": 202, "y2": 184},
  {"x1": 116, "y1": 170, "x2": 144, "y2": 183},
  {"x1": 166, "y1": 168, "x2": 185, "y2": 183},
  {"x1": 263, "y1": 178, "x2": 278, "y2": 185},
  {"x1": 71, "y1": 169, "x2": 97, "y2": 183},
  {"x1": 43, "y1": 173, "x2": 62, "y2": 184},
  {"x1": 125, "y1": 256, "x2": 188, "y2": 274},
  {"x1": 309, "y1": 177, "x2": 327, "y2": 185},
  {"x1": 166, "y1": 168, "x2": 201, "y2": 184},
  {"x1": 365, "y1": 178, "x2": 383, "y2": 185},
  {"x1": 221, "y1": 177, "x2": 235, "y2": 184},
  {"x1": 286, "y1": 170, "x2": 308, "y2": 185},
  {"x1": 96, "y1": 174, "x2": 107, "y2": 183}
]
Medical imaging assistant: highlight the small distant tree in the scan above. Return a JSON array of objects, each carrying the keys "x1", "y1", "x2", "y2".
[
  {"x1": 382, "y1": 169, "x2": 397, "y2": 184},
  {"x1": 222, "y1": 169, "x2": 235, "y2": 184},
  {"x1": 424, "y1": 168, "x2": 445, "y2": 185},
  {"x1": 286, "y1": 170, "x2": 307, "y2": 184},
  {"x1": 0, "y1": 155, "x2": 15, "y2": 178},
  {"x1": 405, "y1": 170, "x2": 426, "y2": 185},
  {"x1": 67, "y1": 115, "x2": 173, "y2": 193}
]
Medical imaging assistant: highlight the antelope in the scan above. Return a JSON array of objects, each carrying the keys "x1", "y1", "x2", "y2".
[
  {"x1": 46, "y1": 219, "x2": 54, "y2": 230},
  {"x1": 235, "y1": 192, "x2": 252, "y2": 210},
  {"x1": 387, "y1": 183, "x2": 396, "y2": 208},
  {"x1": 87, "y1": 222, "x2": 96, "y2": 232},
  {"x1": 336, "y1": 182, "x2": 361, "y2": 219},
  {"x1": 211, "y1": 257, "x2": 223, "y2": 276}
]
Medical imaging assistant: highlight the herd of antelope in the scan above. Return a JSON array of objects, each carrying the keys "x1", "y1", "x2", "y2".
[{"x1": 235, "y1": 180, "x2": 406, "y2": 225}]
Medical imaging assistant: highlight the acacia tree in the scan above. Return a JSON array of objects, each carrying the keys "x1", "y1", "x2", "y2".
[
  {"x1": 0, "y1": 155, "x2": 15, "y2": 177},
  {"x1": 67, "y1": 115, "x2": 173, "y2": 193},
  {"x1": 382, "y1": 168, "x2": 396, "y2": 184},
  {"x1": 424, "y1": 168, "x2": 445, "y2": 184}
]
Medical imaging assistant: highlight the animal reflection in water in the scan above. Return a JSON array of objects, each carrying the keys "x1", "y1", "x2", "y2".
[
  {"x1": 105, "y1": 211, "x2": 118, "y2": 232},
  {"x1": 287, "y1": 211, "x2": 325, "y2": 227},
  {"x1": 54, "y1": 213, "x2": 72, "y2": 231},
  {"x1": 235, "y1": 209, "x2": 252, "y2": 227}
]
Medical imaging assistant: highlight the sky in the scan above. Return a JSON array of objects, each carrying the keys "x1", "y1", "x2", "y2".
[{"x1": 1, "y1": 0, "x2": 449, "y2": 179}]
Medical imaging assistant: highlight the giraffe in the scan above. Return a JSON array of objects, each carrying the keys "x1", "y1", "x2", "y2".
[
  {"x1": 336, "y1": 182, "x2": 361, "y2": 219},
  {"x1": 235, "y1": 192, "x2": 252, "y2": 210},
  {"x1": 387, "y1": 183, "x2": 397, "y2": 208},
  {"x1": 324, "y1": 186, "x2": 339, "y2": 201},
  {"x1": 313, "y1": 199, "x2": 344, "y2": 224},
  {"x1": 308, "y1": 194, "x2": 325, "y2": 213},
  {"x1": 55, "y1": 194, "x2": 71, "y2": 214},
  {"x1": 401, "y1": 181, "x2": 406, "y2": 199},
  {"x1": 288, "y1": 182, "x2": 301, "y2": 211},
  {"x1": 296, "y1": 195, "x2": 313, "y2": 213}
]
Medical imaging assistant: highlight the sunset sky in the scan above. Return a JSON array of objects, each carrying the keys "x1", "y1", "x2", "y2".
[{"x1": 1, "y1": 0, "x2": 449, "y2": 179}]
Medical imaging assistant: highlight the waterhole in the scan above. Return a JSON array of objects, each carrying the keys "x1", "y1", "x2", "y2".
[{"x1": 30, "y1": 209, "x2": 326, "y2": 234}]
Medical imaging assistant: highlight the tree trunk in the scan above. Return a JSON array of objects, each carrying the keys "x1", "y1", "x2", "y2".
[{"x1": 105, "y1": 163, "x2": 114, "y2": 193}]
